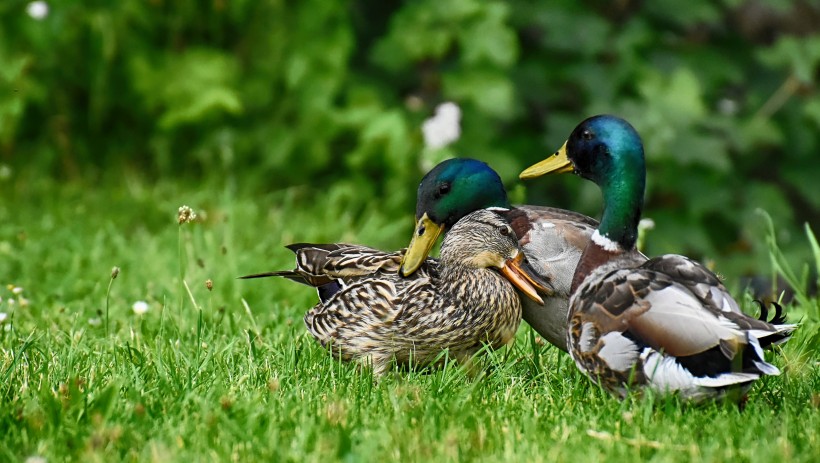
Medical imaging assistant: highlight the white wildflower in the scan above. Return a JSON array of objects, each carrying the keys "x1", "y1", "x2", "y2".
[
  {"x1": 26, "y1": 1, "x2": 49, "y2": 20},
  {"x1": 638, "y1": 218, "x2": 655, "y2": 231},
  {"x1": 422, "y1": 102, "x2": 462, "y2": 149},
  {"x1": 177, "y1": 205, "x2": 197, "y2": 225},
  {"x1": 0, "y1": 312, "x2": 7, "y2": 323},
  {"x1": 0, "y1": 164, "x2": 11, "y2": 180},
  {"x1": 132, "y1": 300, "x2": 149, "y2": 315},
  {"x1": 11, "y1": 286, "x2": 23, "y2": 295},
  {"x1": 88, "y1": 317, "x2": 102, "y2": 327}
]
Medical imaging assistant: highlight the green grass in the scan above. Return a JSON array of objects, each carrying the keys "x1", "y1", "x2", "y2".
[{"x1": 0, "y1": 174, "x2": 818, "y2": 462}]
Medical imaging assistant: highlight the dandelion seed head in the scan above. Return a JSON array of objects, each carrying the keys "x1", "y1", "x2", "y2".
[
  {"x1": 177, "y1": 205, "x2": 197, "y2": 225},
  {"x1": 132, "y1": 300, "x2": 149, "y2": 315}
]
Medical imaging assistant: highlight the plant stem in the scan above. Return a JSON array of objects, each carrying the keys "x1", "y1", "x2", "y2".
[
  {"x1": 178, "y1": 226, "x2": 185, "y2": 314},
  {"x1": 105, "y1": 276, "x2": 115, "y2": 337}
]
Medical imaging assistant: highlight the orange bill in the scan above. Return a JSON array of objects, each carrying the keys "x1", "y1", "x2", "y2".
[{"x1": 500, "y1": 252, "x2": 553, "y2": 305}]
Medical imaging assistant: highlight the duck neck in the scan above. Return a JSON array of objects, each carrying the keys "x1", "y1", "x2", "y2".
[{"x1": 571, "y1": 167, "x2": 645, "y2": 293}]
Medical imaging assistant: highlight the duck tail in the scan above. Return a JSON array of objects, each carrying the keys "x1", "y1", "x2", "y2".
[
  {"x1": 238, "y1": 270, "x2": 312, "y2": 286},
  {"x1": 754, "y1": 300, "x2": 788, "y2": 324},
  {"x1": 752, "y1": 300, "x2": 798, "y2": 348},
  {"x1": 238, "y1": 243, "x2": 351, "y2": 286},
  {"x1": 239, "y1": 270, "x2": 298, "y2": 279}
]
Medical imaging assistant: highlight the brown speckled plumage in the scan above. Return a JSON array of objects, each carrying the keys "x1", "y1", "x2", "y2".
[{"x1": 246, "y1": 210, "x2": 531, "y2": 375}]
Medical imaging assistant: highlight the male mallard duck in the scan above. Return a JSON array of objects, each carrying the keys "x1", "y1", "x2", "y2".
[
  {"x1": 399, "y1": 158, "x2": 598, "y2": 351},
  {"x1": 520, "y1": 115, "x2": 796, "y2": 401},
  {"x1": 242, "y1": 210, "x2": 548, "y2": 375}
]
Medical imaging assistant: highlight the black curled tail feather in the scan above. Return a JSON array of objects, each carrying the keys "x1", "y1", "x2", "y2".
[
  {"x1": 754, "y1": 300, "x2": 788, "y2": 325},
  {"x1": 753, "y1": 300, "x2": 796, "y2": 348}
]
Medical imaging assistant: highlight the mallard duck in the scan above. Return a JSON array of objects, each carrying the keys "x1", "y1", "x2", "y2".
[
  {"x1": 242, "y1": 210, "x2": 548, "y2": 375},
  {"x1": 399, "y1": 158, "x2": 598, "y2": 351},
  {"x1": 520, "y1": 115, "x2": 796, "y2": 401}
]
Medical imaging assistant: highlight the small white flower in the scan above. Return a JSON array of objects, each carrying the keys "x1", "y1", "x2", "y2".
[
  {"x1": 132, "y1": 300, "x2": 149, "y2": 315},
  {"x1": 26, "y1": 1, "x2": 49, "y2": 20},
  {"x1": 638, "y1": 218, "x2": 655, "y2": 231},
  {"x1": 11, "y1": 286, "x2": 23, "y2": 295},
  {"x1": 177, "y1": 205, "x2": 197, "y2": 224},
  {"x1": 88, "y1": 317, "x2": 102, "y2": 327},
  {"x1": 422, "y1": 102, "x2": 462, "y2": 149},
  {"x1": 0, "y1": 164, "x2": 11, "y2": 180},
  {"x1": 0, "y1": 312, "x2": 7, "y2": 323}
]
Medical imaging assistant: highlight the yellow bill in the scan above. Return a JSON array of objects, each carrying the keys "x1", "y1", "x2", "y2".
[
  {"x1": 519, "y1": 142, "x2": 574, "y2": 179},
  {"x1": 500, "y1": 252, "x2": 552, "y2": 305},
  {"x1": 399, "y1": 213, "x2": 444, "y2": 277}
]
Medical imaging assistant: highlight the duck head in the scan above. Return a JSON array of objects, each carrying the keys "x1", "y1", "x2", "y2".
[
  {"x1": 440, "y1": 209, "x2": 550, "y2": 305},
  {"x1": 400, "y1": 158, "x2": 510, "y2": 276},
  {"x1": 520, "y1": 115, "x2": 646, "y2": 251}
]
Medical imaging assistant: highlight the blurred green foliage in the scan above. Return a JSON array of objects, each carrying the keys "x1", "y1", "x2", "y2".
[{"x1": 1, "y1": 0, "x2": 819, "y2": 279}]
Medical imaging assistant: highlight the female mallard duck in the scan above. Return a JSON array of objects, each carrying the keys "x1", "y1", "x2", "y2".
[
  {"x1": 520, "y1": 115, "x2": 796, "y2": 401},
  {"x1": 242, "y1": 210, "x2": 548, "y2": 375},
  {"x1": 399, "y1": 158, "x2": 599, "y2": 352}
]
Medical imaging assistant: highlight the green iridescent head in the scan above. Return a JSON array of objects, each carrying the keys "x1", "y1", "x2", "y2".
[
  {"x1": 521, "y1": 115, "x2": 646, "y2": 249},
  {"x1": 400, "y1": 158, "x2": 511, "y2": 276},
  {"x1": 416, "y1": 158, "x2": 511, "y2": 228}
]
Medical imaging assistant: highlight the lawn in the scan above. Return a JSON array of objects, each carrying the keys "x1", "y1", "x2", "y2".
[{"x1": 0, "y1": 174, "x2": 818, "y2": 462}]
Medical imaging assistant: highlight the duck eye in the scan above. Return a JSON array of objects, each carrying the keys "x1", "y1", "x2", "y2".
[
  {"x1": 581, "y1": 130, "x2": 593, "y2": 141},
  {"x1": 437, "y1": 183, "x2": 451, "y2": 196},
  {"x1": 498, "y1": 225, "x2": 511, "y2": 236}
]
